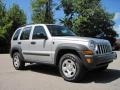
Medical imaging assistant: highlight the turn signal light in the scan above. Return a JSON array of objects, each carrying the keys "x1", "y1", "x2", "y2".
[{"x1": 82, "y1": 50, "x2": 93, "y2": 55}]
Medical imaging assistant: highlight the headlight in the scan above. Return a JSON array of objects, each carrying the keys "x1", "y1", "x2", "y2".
[{"x1": 89, "y1": 40, "x2": 96, "y2": 50}]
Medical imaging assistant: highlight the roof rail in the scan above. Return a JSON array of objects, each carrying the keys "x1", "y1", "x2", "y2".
[{"x1": 21, "y1": 23, "x2": 34, "y2": 27}]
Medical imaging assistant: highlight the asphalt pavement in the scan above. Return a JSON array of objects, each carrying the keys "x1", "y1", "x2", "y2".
[{"x1": 0, "y1": 52, "x2": 120, "y2": 90}]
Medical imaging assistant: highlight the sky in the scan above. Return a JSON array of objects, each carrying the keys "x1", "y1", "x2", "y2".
[{"x1": 4, "y1": 0, "x2": 120, "y2": 37}]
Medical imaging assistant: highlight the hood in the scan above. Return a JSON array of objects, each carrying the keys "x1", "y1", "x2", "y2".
[{"x1": 53, "y1": 36, "x2": 107, "y2": 43}]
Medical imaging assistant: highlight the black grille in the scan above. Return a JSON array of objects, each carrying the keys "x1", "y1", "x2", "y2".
[{"x1": 96, "y1": 44, "x2": 112, "y2": 54}]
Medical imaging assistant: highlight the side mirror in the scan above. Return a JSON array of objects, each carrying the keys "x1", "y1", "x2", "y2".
[
  {"x1": 43, "y1": 35, "x2": 48, "y2": 40},
  {"x1": 38, "y1": 33, "x2": 48, "y2": 40}
]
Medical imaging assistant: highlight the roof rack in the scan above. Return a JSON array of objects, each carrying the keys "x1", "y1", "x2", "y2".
[
  {"x1": 20, "y1": 23, "x2": 60, "y2": 27},
  {"x1": 21, "y1": 23, "x2": 34, "y2": 27}
]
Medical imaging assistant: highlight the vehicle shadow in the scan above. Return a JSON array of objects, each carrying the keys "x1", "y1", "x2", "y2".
[
  {"x1": 25, "y1": 63, "x2": 60, "y2": 77},
  {"x1": 25, "y1": 63, "x2": 120, "y2": 83},
  {"x1": 80, "y1": 69, "x2": 120, "y2": 83}
]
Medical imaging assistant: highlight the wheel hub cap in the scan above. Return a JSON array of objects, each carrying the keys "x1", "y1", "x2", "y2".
[
  {"x1": 13, "y1": 55, "x2": 20, "y2": 68},
  {"x1": 62, "y1": 59, "x2": 76, "y2": 78}
]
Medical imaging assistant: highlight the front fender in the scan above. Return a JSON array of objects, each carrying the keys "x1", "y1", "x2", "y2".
[{"x1": 54, "y1": 43, "x2": 89, "y2": 64}]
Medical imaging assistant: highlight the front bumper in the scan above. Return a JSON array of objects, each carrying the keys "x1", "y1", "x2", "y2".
[{"x1": 83, "y1": 52, "x2": 117, "y2": 70}]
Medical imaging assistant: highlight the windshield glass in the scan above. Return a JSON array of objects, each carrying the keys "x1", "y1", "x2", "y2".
[{"x1": 47, "y1": 25, "x2": 76, "y2": 36}]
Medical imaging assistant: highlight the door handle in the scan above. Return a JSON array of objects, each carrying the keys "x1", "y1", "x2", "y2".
[
  {"x1": 18, "y1": 42, "x2": 21, "y2": 44},
  {"x1": 31, "y1": 41, "x2": 36, "y2": 45}
]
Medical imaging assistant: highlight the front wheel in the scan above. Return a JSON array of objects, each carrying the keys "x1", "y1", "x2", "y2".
[
  {"x1": 59, "y1": 53, "x2": 86, "y2": 82},
  {"x1": 12, "y1": 52, "x2": 25, "y2": 70}
]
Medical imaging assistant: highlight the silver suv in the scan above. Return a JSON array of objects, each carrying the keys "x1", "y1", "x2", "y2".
[{"x1": 10, "y1": 24, "x2": 117, "y2": 82}]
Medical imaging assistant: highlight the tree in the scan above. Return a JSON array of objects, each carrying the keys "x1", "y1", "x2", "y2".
[
  {"x1": 59, "y1": 0, "x2": 118, "y2": 45},
  {"x1": 0, "y1": 3, "x2": 26, "y2": 53},
  {"x1": 59, "y1": 0, "x2": 74, "y2": 29},
  {"x1": 31, "y1": 0, "x2": 54, "y2": 23},
  {"x1": 6, "y1": 4, "x2": 26, "y2": 40},
  {"x1": 0, "y1": 0, "x2": 7, "y2": 38}
]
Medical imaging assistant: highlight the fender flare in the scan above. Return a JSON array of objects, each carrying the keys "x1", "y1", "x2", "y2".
[
  {"x1": 10, "y1": 46, "x2": 24, "y2": 60},
  {"x1": 54, "y1": 43, "x2": 89, "y2": 65}
]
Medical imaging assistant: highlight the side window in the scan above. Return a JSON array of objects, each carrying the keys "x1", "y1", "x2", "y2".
[
  {"x1": 20, "y1": 27, "x2": 31, "y2": 40},
  {"x1": 13, "y1": 29, "x2": 21, "y2": 40},
  {"x1": 32, "y1": 26, "x2": 47, "y2": 39}
]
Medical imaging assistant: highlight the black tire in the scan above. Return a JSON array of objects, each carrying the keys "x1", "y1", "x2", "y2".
[
  {"x1": 12, "y1": 52, "x2": 25, "y2": 70},
  {"x1": 59, "y1": 53, "x2": 86, "y2": 82},
  {"x1": 98, "y1": 65, "x2": 108, "y2": 71}
]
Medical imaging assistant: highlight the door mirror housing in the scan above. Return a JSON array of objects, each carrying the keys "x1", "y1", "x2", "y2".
[{"x1": 38, "y1": 33, "x2": 48, "y2": 40}]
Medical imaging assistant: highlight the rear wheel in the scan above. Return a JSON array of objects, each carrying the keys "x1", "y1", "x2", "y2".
[
  {"x1": 12, "y1": 52, "x2": 25, "y2": 70},
  {"x1": 59, "y1": 53, "x2": 85, "y2": 82}
]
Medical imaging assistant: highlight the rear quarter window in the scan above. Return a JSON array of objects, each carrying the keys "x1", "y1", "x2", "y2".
[
  {"x1": 20, "y1": 27, "x2": 31, "y2": 40},
  {"x1": 13, "y1": 29, "x2": 21, "y2": 40}
]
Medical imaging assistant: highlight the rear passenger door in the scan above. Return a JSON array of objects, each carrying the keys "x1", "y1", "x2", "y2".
[
  {"x1": 28, "y1": 25, "x2": 52, "y2": 63},
  {"x1": 19, "y1": 26, "x2": 32, "y2": 61}
]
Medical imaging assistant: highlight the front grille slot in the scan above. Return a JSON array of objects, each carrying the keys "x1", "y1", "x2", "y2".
[{"x1": 96, "y1": 43, "x2": 112, "y2": 55}]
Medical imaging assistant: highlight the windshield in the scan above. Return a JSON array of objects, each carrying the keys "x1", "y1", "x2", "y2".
[{"x1": 47, "y1": 25, "x2": 76, "y2": 36}]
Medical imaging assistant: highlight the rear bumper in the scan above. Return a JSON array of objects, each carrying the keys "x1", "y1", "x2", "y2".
[{"x1": 83, "y1": 52, "x2": 117, "y2": 70}]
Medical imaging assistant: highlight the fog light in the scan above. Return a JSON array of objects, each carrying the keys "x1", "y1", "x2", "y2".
[{"x1": 86, "y1": 58, "x2": 92, "y2": 63}]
